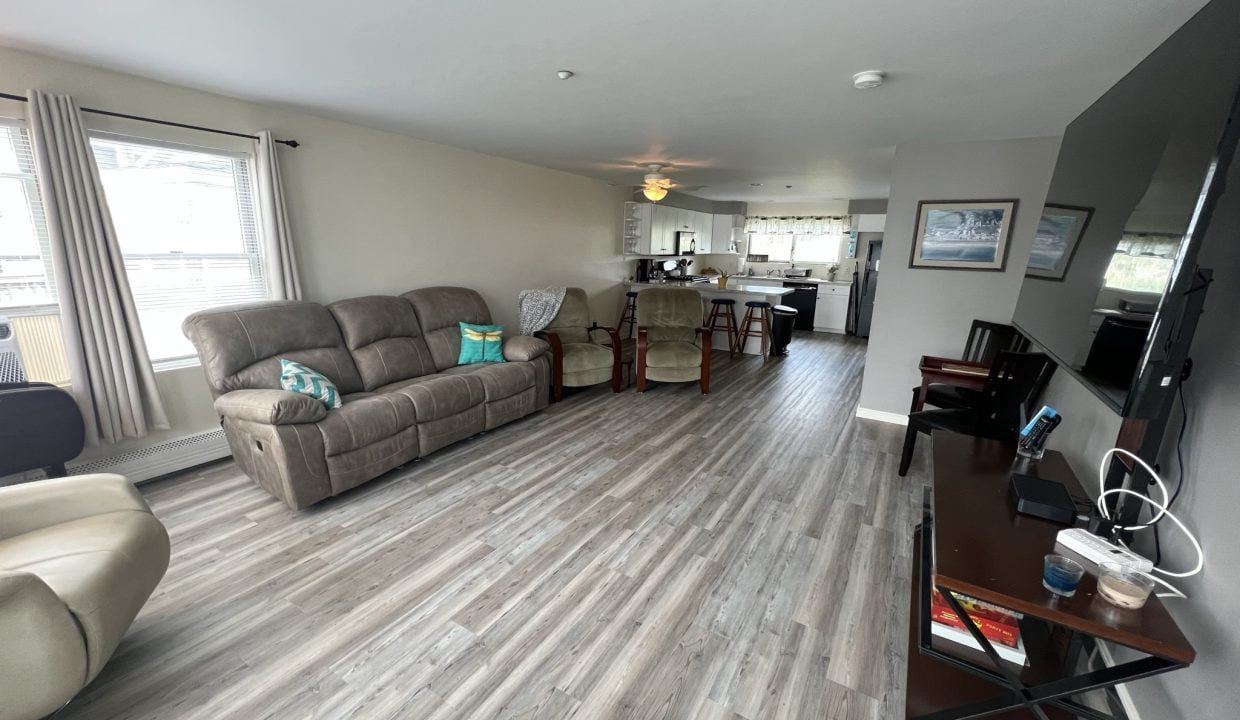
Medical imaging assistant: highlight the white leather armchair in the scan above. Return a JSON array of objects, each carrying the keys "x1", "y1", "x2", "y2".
[{"x1": 0, "y1": 474, "x2": 169, "y2": 720}]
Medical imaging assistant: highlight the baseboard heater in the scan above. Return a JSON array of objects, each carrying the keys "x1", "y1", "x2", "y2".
[{"x1": 65, "y1": 428, "x2": 231, "y2": 484}]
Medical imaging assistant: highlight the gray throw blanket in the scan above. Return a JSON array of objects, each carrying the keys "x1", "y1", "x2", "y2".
[{"x1": 517, "y1": 287, "x2": 567, "y2": 336}]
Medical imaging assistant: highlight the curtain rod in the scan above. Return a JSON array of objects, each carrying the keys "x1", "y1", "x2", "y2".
[{"x1": 0, "y1": 91, "x2": 299, "y2": 148}]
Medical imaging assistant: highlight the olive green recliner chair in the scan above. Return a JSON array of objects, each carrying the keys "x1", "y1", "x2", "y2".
[
  {"x1": 635, "y1": 287, "x2": 711, "y2": 394},
  {"x1": 536, "y1": 287, "x2": 622, "y2": 401}
]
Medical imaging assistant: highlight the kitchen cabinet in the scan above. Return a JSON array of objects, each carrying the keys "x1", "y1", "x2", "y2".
[
  {"x1": 623, "y1": 204, "x2": 741, "y2": 256},
  {"x1": 651, "y1": 204, "x2": 676, "y2": 255},
  {"x1": 814, "y1": 283, "x2": 849, "y2": 333}
]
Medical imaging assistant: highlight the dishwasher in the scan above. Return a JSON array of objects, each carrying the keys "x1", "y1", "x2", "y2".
[{"x1": 781, "y1": 282, "x2": 817, "y2": 330}]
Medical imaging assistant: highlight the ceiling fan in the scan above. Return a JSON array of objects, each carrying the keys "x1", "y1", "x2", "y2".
[{"x1": 630, "y1": 164, "x2": 706, "y2": 201}]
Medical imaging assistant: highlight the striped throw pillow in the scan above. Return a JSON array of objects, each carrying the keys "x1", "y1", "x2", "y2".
[{"x1": 279, "y1": 359, "x2": 342, "y2": 409}]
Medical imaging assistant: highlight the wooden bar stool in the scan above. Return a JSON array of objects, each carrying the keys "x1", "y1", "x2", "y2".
[
  {"x1": 617, "y1": 291, "x2": 638, "y2": 339},
  {"x1": 705, "y1": 297, "x2": 740, "y2": 357},
  {"x1": 735, "y1": 300, "x2": 774, "y2": 357}
]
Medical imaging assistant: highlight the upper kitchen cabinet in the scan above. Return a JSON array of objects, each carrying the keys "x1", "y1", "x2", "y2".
[
  {"x1": 622, "y1": 201, "x2": 653, "y2": 254},
  {"x1": 621, "y1": 203, "x2": 741, "y2": 256},
  {"x1": 853, "y1": 214, "x2": 886, "y2": 233}
]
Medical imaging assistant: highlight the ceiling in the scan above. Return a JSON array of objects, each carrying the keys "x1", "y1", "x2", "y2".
[{"x1": 0, "y1": 0, "x2": 1210, "y2": 202}]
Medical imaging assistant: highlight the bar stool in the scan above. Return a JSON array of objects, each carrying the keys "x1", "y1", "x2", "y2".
[
  {"x1": 735, "y1": 300, "x2": 774, "y2": 357},
  {"x1": 705, "y1": 298, "x2": 740, "y2": 357},
  {"x1": 617, "y1": 291, "x2": 639, "y2": 338}
]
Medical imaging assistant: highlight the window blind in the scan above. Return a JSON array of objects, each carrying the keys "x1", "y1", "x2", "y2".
[
  {"x1": 0, "y1": 120, "x2": 57, "y2": 311},
  {"x1": 89, "y1": 134, "x2": 268, "y2": 363}
]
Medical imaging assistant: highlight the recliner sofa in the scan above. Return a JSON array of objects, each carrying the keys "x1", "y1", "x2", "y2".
[{"x1": 183, "y1": 286, "x2": 550, "y2": 509}]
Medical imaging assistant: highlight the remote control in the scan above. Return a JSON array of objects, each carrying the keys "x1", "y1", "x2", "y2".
[{"x1": 1056, "y1": 528, "x2": 1153, "y2": 572}]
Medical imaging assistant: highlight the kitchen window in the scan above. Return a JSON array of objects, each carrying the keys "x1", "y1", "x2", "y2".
[
  {"x1": 1103, "y1": 233, "x2": 1180, "y2": 294},
  {"x1": 0, "y1": 119, "x2": 68, "y2": 384},
  {"x1": 90, "y1": 133, "x2": 268, "y2": 366},
  {"x1": 747, "y1": 233, "x2": 843, "y2": 264}
]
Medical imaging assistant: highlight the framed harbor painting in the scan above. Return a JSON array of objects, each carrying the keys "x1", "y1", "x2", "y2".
[
  {"x1": 909, "y1": 199, "x2": 1018, "y2": 271},
  {"x1": 1025, "y1": 203, "x2": 1093, "y2": 280}
]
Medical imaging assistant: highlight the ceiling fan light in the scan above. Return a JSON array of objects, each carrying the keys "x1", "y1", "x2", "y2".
[{"x1": 643, "y1": 184, "x2": 668, "y2": 202}]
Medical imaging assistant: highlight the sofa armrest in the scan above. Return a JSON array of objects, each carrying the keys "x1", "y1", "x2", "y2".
[
  {"x1": 0, "y1": 571, "x2": 88, "y2": 719},
  {"x1": 214, "y1": 389, "x2": 327, "y2": 425},
  {"x1": 0, "y1": 474, "x2": 149, "y2": 541},
  {"x1": 504, "y1": 335, "x2": 550, "y2": 362}
]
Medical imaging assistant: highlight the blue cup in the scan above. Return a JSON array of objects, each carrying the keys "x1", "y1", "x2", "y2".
[{"x1": 1043, "y1": 554, "x2": 1085, "y2": 597}]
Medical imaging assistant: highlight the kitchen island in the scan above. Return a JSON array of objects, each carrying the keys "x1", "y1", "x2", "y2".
[{"x1": 626, "y1": 281, "x2": 794, "y2": 355}]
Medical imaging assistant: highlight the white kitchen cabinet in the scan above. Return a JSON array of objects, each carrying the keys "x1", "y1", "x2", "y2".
[
  {"x1": 693, "y1": 210, "x2": 712, "y2": 253},
  {"x1": 814, "y1": 283, "x2": 849, "y2": 333},
  {"x1": 651, "y1": 204, "x2": 677, "y2": 255},
  {"x1": 622, "y1": 201, "x2": 654, "y2": 254},
  {"x1": 855, "y1": 214, "x2": 886, "y2": 233}
]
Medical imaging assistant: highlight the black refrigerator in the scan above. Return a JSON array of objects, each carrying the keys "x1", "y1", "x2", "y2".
[{"x1": 848, "y1": 239, "x2": 881, "y2": 337}]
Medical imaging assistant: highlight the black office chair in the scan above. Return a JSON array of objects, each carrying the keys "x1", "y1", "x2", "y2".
[
  {"x1": 899, "y1": 351, "x2": 1056, "y2": 477},
  {"x1": 914, "y1": 319, "x2": 1032, "y2": 411},
  {"x1": 0, "y1": 382, "x2": 86, "y2": 478}
]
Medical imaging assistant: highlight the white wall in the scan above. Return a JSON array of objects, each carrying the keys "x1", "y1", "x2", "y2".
[
  {"x1": 0, "y1": 45, "x2": 628, "y2": 461},
  {"x1": 857, "y1": 137, "x2": 1061, "y2": 415}
]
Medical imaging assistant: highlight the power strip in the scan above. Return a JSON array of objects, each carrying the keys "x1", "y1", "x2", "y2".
[{"x1": 1056, "y1": 528, "x2": 1154, "y2": 572}]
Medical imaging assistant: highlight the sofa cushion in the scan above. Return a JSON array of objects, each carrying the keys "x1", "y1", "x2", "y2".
[
  {"x1": 503, "y1": 335, "x2": 550, "y2": 362},
  {"x1": 545, "y1": 287, "x2": 592, "y2": 344},
  {"x1": 182, "y1": 300, "x2": 363, "y2": 396},
  {"x1": 327, "y1": 296, "x2": 437, "y2": 391},
  {"x1": 441, "y1": 362, "x2": 535, "y2": 401},
  {"x1": 561, "y1": 342, "x2": 615, "y2": 375},
  {"x1": 383, "y1": 373, "x2": 486, "y2": 422},
  {"x1": 644, "y1": 341, "x2": 703, "y2": 369},
  {"x1": 280, "y1": 358, "x2": 343, "y2": 409},
  {"x1": 403, "y1": 287, "x2": 494, "y2": 371},
  {"x1": 0, "y1": 510, "x2": 169, "y2": 682},
  {"x1": 316, "y1": 393, "x2": 417, "y2": 456}
]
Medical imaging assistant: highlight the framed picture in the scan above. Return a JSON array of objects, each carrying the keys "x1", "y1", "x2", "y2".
[
  {"x1": 1025, "y1": 204, "x2": 1093, "y2": 280},
  {"x1": 909, "y1": 199, "x2": 1018, "y2": 271}
]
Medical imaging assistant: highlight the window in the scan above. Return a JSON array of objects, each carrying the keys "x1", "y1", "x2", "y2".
[
  {"x1": 0, "y1": 120, "x2": 69, "y2": 384},
  {"x1": 1103, "y1": 233, "x2": 1180, "y2": 294},
  {"x1": 90, "y1": 134, "x2": 267, "y2": 364},
  {"x1": 791, "y1": 234, "x2": 842, "y2": 264},
  {"x1": 747, "y1": 233, "x2": 842, "y2": 264}
]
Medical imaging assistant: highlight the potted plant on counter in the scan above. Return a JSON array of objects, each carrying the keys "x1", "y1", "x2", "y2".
[{"x1": 827, "y1": 263, "x2": 840, "y2": 281}]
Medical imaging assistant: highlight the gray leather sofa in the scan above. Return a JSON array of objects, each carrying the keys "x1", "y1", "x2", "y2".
[
  {"x1": 183, "y1": 287, "x2": 550, "y2": 509},
  {"x1": 0, "y1": 474, "x2": 170, "y2": 720}
]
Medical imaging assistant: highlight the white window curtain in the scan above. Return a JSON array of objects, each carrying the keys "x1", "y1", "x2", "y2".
[
  {"x1": 744, "y1": 215, "x2": 848, "y2": 235},
  {"x1": 256, "y1": 131, "x2": 301, "y2": 300},
  {"x1": 25, "y1": 89, "x2": 169, "y2": 444},
  {"x1": 1115, "y1": 232, "x2": 1182, "y2": 259}
]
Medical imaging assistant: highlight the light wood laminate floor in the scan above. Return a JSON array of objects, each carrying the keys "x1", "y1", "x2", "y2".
[{"x1": 63, "y1": 331, "x2": 931, "y2": 720}]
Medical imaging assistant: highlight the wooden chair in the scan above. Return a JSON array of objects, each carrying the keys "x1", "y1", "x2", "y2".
[
  {"x1": 635, "y1": 288, "x2": 711, "y2": 395},
  {"x1": 899, "y1": 351, "x2": 1056, "y2": 477},
  {"x1": 912, "y1": 320, "x2": 1030, "y2": 412}
]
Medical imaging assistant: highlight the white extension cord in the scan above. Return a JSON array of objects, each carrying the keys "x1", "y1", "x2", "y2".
[{"x1": 1095, "y1": 448, "x2": 1205, "y2": 598}]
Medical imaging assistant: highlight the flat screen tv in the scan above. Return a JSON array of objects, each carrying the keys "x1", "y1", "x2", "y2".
[{"x1": 1011, "y1": 0, "x2": 1240, "y2": 419}]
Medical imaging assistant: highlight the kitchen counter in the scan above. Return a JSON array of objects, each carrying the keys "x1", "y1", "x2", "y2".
[
  {"x1": 626, "y1": 281, "x2": 794, "y2": 298},
  {"x1": 727, "y1": 276, "x2": 851, "y2": 287}
]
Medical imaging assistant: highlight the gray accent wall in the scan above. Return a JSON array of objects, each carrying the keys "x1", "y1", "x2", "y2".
[
  {"x1": 857, "y1": 137, "x2": 1061, "y2": 415},
  {"x1": 1042, "y1": 147, "x2": 1240, "y2": 719}
]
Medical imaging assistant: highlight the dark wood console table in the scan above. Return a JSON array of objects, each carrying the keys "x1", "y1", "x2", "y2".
[{"x1": 905, "y1": 433, "x2": 1195, "y2": 719}]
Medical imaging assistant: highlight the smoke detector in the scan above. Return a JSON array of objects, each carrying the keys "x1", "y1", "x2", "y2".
[{"x1": 852, "y1": 70, "x2": 886, "y2": 90}]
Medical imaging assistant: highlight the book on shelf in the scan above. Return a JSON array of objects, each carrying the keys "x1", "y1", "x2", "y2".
[{"x1": 930, "y1": 589, "x2": 1027, "y2": 666}]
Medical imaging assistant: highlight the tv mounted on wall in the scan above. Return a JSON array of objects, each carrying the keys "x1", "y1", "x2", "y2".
[{"x1": 1011, "y1": 0, "x2": 1240, "y2": 419}]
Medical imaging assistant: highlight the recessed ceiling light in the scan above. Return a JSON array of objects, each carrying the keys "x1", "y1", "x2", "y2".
[
  {"x1": 556, "y1": 70, "x2": 575, "y2": 80},
  {"x1": 852, "y1": 70, "x2": 886, "y2": 89}
]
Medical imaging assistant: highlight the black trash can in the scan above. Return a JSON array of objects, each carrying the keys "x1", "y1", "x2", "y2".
[{"x1": 771, "y1": 305, "x2": 797, "y2": 356}]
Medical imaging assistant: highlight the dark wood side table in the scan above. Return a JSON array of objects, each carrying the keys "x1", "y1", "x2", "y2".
[{"x1": 905, "y1": 433, "x2": 1195, "y2": 719}]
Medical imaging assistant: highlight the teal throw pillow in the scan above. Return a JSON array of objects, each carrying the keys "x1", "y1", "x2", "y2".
[
  {"x1": 459, "y1": 323, "x2": 506, "y2": 364},
  {"x1": 279, "y1": 358, "x2": 342, "y2": 409}
]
